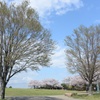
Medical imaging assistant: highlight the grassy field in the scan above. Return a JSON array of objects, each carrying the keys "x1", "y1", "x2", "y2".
[
  {"x1": 4, "y1": 88, "x2": 100, "y2": 100},
  {"x1": 6, "y1": 88, "x2": 65, "y2": 96},
  {"x1": 73, "y1": 93, "x2": 100, "y2": 100},
  {"x1": 5, "y1": 88, "x2": 79, "y2": 96}
]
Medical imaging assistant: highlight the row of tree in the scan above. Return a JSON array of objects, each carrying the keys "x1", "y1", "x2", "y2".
[
  {"x1": 0, "y1": 0, "x2": 100, "y2": 99},
  {"x1": 29, "y1": 79, "x2": 62, "y2": 89},
  {"x1": 28, "y1": 76, "x2": 86, "y2": 90}
]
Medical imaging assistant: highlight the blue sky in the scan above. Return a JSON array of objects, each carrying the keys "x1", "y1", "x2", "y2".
[{"x1": 6, "y1": 0, "x2": 100, "y2": 88}]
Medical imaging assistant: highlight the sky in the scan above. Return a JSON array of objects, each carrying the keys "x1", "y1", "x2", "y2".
[{"x1": 4, "y1": 0, "x2": 100, "y2": 88}]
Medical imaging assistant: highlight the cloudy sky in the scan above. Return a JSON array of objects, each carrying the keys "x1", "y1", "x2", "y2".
[{"x1": 5, "y1": 0, "x2": 100, "y2": 88}]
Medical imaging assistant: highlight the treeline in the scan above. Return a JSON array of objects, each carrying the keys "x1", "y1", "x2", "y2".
[{"x1": 28, "y1": 76, "x2": 88, "y2": 90}]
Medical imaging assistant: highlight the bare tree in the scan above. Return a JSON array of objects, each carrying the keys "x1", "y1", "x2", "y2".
[
  {"x1": 0, "y1": 1, "x2": 54, "y2": 99},
  {"x1": 65, "y1": 25, "x2": 100, "y2": 94}
]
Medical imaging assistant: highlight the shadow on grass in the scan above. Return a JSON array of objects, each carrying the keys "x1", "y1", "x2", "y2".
[{"x1": 6, "y1": 96, "x2": 62, "y2": 100}]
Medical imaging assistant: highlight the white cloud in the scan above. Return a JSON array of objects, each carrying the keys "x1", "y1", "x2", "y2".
[
  {"x1": 95, "y1": 20, "x2": 100, "y2": 24},
  {"x1": 51, "y1": 45, "x2": 66, "y2": 68},
  {"x1": 8, "y1": 0, "x2": 83, "y2": 27},
  {"x1": 10, "y1": 0, "x2": 83, "y2": 17},
  {"x1": 7, "y1": 70, "x2": 38, "y2": 88}
]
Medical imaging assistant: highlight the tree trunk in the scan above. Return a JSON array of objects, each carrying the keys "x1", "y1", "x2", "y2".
[
  {"x1": 0, "y1": 80, "x2": 6, "y2": 100},
  {"x1": 88, "y1": 82, "x2": 92, "y2": 95}
]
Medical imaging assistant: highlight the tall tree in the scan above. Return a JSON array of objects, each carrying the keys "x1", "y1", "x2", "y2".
[
  {"x1": 65, "y1": 25, "x2": 100, "y2": 94},
  {"x1": 0, "y1": 1, "x2": 54, "y2": 99}
]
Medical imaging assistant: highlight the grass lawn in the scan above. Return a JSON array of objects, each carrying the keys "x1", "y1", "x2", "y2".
[
  {"x1": 73, "y1": 93, "x2": 100, "y2": 100},
  {"x1": 4, "y1": 88, "x2": 100, "y2": 100},
  {"x1": 6, "y1": 88, "x2": 66, "y2": 96},
  {"x1": 5, "y1": 88, "x2": 81, "y2": 96}
]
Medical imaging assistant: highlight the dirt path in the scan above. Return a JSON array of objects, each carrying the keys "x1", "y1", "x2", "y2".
[
  {"x1": 7, "y1": 96, "x2": 62, "y2": 100},
  {"x1": 6, "y1": 95, "x2": 80, "y2": 100},
  {"x1": 49, "y1": 95, "x2": 79, "y2": 100}
]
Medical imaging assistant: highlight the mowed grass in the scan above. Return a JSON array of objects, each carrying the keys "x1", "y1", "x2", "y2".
[
  {"x1": 5, "y1": 88, "x2": 80, "y2": 97},
  {"x1": 73, "y1": 93, "x2": 100, "y2": 100},
  {"x1": 6, "y1": 88, "x2": 66, "y2": 96},
  {"x1": 5, "y1": 88, "x2": 100, "y2": 100}
]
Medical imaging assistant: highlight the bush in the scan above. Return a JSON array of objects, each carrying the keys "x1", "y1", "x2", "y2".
[{"x1": 9, "y1": 86, "x2": 12, "y2": 88}]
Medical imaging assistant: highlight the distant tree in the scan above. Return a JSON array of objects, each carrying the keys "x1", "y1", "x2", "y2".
[
  {"x1": 70, "y1": 76, "x2": 85, "y2": 90},
  {"x1": 62, "y1": 77, "x2": 71, "y2": 86},
  {"x1": 28, "y1": 79, "x2": 62, "y2": 89},
  {"x1": 62, "y1": 76, "x2": 85, "y2": 90},
  {"x1": 9, "y1": 86, "x2": 12, "y2": 88},
  {"x1": 42, "y1": 79, "x2": 60, "y2": 89},
  {"x1": 61, "y1": 83, "x2": 67, "y2": 89},
  {"x1": 65, "y1": 25, "x2": 100, "y2": 94},
  {"x1": 0, "y1": 1, "x2": 54, "y2": 99},
  {"x1": 28, "y1": 80, "x2": 41, "y2": 89}
]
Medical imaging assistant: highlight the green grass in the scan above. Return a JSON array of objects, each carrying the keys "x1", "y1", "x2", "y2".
[
  {"x1": 73, "y1": 93, "x2": 100, "y2": 100},
  {"x1": 5, "y1": 88, "x2": 81, "y2": 97},
  {"x1": 4, "y1": 88, "x2": 100, "y2": 100},
  {"x1": 5, "y1": 88, "x2": 67, "y2": 96}
]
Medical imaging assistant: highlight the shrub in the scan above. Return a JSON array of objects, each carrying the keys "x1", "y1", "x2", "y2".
[{"x1": 9, "y1": 86, "x2": 12, "y2": 88}]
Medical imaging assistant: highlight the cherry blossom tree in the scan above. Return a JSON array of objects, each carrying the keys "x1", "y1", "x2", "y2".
[
  {"x1": 28, "y1": 80, "x2": 45, "y2": 89},
  {"x1": 62, "y1": 75, "x2": 85, "y2": 90},
  {"x1": 71, "y1": 76, "x2": 86, "y2": 90},
  {"x1": 28, "y1": 80, "x2": 41, "y2": 89},
  {"x1": 42, "y1": 79, "x2": 60, "y2": 89},
  {"x1": 28, "y1": 79, "x2": 62, "y2": 89}
]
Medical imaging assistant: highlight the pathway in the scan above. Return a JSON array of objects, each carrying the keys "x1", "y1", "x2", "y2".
[
  {"x1": 49, "y1": 95, "x2": 79, "y2": 100},
  {"x1": 6, "y1": 95, "x2": 80, "y2": 100}
]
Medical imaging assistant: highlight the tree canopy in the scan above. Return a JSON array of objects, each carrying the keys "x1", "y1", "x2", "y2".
[
  {"x1": 65, "y1": 25, "x2": 100, "y2": 94},
  {"x1": 0, "y1": 1, "x2": 54, "y2": 99}
]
